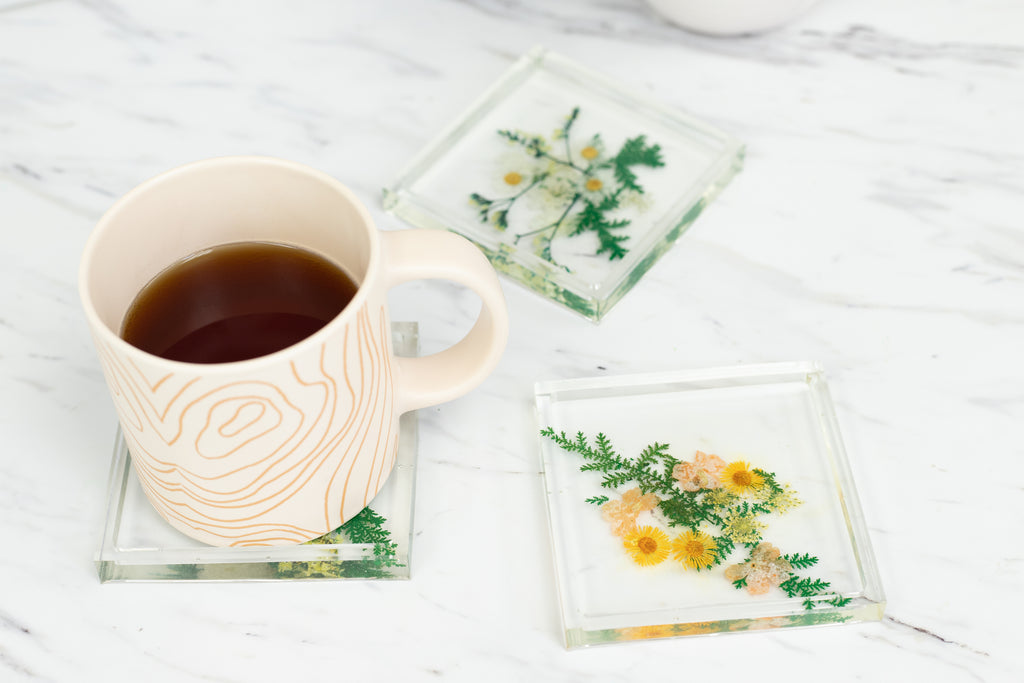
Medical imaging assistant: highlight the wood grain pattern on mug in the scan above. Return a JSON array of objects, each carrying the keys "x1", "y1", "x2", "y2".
[{"x1": 97, "y1": 306, "x2": 397, "y2": 546}]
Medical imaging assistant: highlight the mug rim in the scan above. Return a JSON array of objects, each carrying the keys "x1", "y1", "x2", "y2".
[{"x1": 78, "y1": 155, "x2": 382, "y2": 374}]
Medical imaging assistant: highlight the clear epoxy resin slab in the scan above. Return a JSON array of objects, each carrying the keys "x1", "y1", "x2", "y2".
[
  {"x1": 535, "y1": 363, "x2": 884, "y2": 647},
  {"x1": 383, "y1": 46, "x2": 743, "y2": 322}
]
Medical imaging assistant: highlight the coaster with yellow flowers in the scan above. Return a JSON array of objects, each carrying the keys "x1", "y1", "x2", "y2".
[
  {"x1": 534, "y1": 362, "x2": 885, "y2": 648},
  {"x1": 383, "y1": 46, "x2": 743, "y2": 322}
]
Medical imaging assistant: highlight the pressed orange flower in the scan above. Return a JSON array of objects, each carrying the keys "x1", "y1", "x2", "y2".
[
  {"x1": 722, "y1": 461, "x2": 764, "y2": 495},
  {"x1": 623, "y1": 526, "x2": 670, "y2": 566},
  {"x1": 724, "y1": 543, "x2": 793, "y2": 595},
  {"x1": 671, "y1": 530, "x2": 718, "y2": 571},
  {"x1": 672, "y1": 451, "x2": 727, "y2": 491},
  {"x1": 601, "y1": 487, "x2": 661, "y2": 536},
  {"x1": 503, "y1": 171, "x2": 523, "y2": 185},
  {"x1": 621, "y1": 487, "x2": 660, "y2": 513},
  {"x1": 580, "y1": 145, "x2": 599, "y2": 160}
]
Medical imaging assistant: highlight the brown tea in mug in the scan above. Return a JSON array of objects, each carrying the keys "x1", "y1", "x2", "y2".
[{"x1": 121, "y1": 241, "x2": 358, "y2": 363}]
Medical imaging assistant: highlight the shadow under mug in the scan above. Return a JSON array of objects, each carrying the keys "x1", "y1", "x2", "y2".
[{"x1": 79, "y1": 156, "x2": 509, "y2": 547}]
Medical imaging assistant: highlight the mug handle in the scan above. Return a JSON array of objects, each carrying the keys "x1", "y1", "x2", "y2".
[{"x1": 380, "y1": 229, "x2": 509, "y2": 414}]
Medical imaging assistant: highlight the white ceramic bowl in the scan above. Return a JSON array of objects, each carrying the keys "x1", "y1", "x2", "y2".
[{"x1": 646, "y1": 0, "x2": 820, "y2": 36}]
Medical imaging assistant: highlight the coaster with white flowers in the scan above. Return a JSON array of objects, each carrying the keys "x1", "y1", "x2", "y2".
[
  {"x1": 535, "y1": 362, "x2": 884, "y2": 648},
  {"x1": 383, "y1": 46, "x2": 743, "y2": 322}
]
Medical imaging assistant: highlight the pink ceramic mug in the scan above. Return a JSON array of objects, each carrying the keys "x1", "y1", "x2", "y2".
[{"x1": 79, "y1": 157, "x2": 508, "y2": 547}]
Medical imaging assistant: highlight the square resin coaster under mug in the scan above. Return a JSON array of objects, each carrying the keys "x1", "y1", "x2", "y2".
[
  {"x1": 534, "y1": 362, "x2": 885, "y2": 648},
  {"x1": 95, "y1": 323, "x2": 420, "y2": 582},
  {"x1": 383, "y1": 46, "x2": 744, "y2": 322}
]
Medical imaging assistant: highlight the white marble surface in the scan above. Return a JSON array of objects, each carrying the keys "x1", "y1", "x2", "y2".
[{"x1": 1, "y1": 0, "x2": 1022, "y2": 680}]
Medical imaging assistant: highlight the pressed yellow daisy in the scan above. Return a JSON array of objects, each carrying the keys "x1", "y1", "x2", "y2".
[
  {"x1": 671, "y1": 530, "x2": 718, "y2": 571},
  {"x1": 580, "y1": 145, "x2": 600, "y2": 160},
  {"x1": 623, "y1": 526, "x2": 671, "y2": 567},
  {"x1": 503, "y1": 171, "x2": 523, "y2": 185},
  {"x1": 585, "y1": 177, "x2": 603, "y2": 192},
  {"x1": 722, "y1": 461, "x2": 765, "y2": 495}
]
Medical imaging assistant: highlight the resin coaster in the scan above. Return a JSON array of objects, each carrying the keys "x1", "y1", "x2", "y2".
[
  {"x1": 383, "y1": 46, "x2": 744, "y2": 322},
  {"x1": 534, "y1": 363, "x2": 885, "y2": 648},
  {"x1": 95, "y1": 323, "x2": 420, "y2": 582}
]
